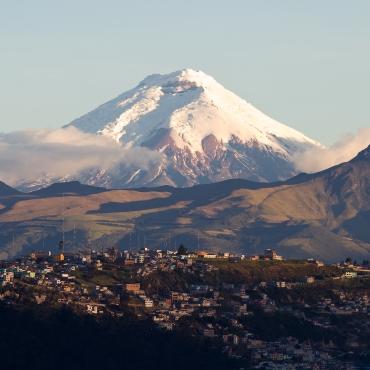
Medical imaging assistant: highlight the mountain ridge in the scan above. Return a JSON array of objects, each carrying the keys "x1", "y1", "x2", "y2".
[
  {"x1": 0, "y1": 145, "x2": 370, "y2": 262},
  {"x1": 0, "y1": 181, "x2": 21, "y2": 196}
]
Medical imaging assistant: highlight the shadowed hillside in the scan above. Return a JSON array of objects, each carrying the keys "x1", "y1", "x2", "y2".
[{"x1": 0, "y1": 305, "x2": 236, "y2": 370}]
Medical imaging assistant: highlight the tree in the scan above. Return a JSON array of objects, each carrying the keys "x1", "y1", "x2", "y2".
[{"x1": 177, "y1": 244, "x2": 188, "y2": 256}]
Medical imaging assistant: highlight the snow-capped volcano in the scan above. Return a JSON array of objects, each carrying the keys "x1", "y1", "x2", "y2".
[{"x1": 66, "y1": 68, "x2": 321, "y2": 187}]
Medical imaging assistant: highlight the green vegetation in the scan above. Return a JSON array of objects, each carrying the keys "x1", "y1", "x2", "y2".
[
  {"x1": 241, "y1": 311, "x2": 340, "y2": 343},
  {"x1": 177, "y1": 244, "x2": 188, "y2": 255},
  {"x1": 268, "y1": 276, "x2": 370, "y2": 305},
  {"x1": 203, "y1": 259, "x2": 340, "y2": 285},
  {"x1": 140, "y1": 260, "x2": 342, "y2": 295},
  {"x1": 72, "y1": 266, "x2": 136, "y2": 288},
  {"x1": 142, "y1": 270, "x2": 198, "y2": 295}
]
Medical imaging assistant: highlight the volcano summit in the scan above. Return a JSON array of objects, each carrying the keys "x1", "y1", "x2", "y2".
[{"x1": 65, "y1": 69, "x2": 321, "y2": 188}]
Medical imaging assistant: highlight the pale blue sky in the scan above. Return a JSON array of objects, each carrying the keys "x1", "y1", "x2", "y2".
[{"x1": 1, "y1": 0, "x2": 369, "y2": 144}]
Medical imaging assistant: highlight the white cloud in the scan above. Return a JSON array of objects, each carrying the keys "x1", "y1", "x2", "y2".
[
  {"x1": 0, "y1": 127, "x2": 163, "y2": 186},
  {"x1": 293, "y1": 128, "x2": 370, "y2": 173}
]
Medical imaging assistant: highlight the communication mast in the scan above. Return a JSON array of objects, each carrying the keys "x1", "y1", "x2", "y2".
[{"x1": 57, "y1": 192, "x2": 66, "y2": 262}]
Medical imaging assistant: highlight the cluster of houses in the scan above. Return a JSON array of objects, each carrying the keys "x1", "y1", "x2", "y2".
[{"x1": 0, "y1": 246, "x2": 369, "y2": 369}]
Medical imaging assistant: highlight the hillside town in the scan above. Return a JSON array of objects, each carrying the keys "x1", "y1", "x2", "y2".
[{"x1": 1, "y1": 245, "x2": 370, "y2": 369}]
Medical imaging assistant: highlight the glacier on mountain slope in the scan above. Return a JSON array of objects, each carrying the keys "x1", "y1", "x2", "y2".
[
  {"x1": 19, "y1": 68, "x2": 321, "y2": 190},
  {"x1": 69, "y1": 69, "x2": 319, "y2": 155}
]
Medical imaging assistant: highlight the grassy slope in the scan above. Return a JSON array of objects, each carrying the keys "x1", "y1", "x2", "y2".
[
  {"x1": 141, "y1": 260, "x2": 341, "y2": 295},
  {"x1": 1, "y1": 160, "x2": 370, "y2": 261}
]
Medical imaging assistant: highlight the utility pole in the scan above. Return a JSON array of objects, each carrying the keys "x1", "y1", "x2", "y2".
[
  {"x1": 62, "y1": 192, "x2": 65, "y2": 248},
  {"x1": 73, "y1": 223, "x2": 76, "y2": 251}
]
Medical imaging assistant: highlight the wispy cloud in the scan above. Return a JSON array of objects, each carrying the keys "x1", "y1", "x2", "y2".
[
  {"x1": 0, "y1": 127, "x2": 163, "y2": 186},
  {"x1": 293, "y1": 128, "x2": 370, "y2": 173}
]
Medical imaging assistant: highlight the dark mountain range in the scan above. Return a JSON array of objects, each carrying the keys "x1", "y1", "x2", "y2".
[
  {"x1": 31, "y1": 181, "x2": 107, "y2": 197},
  {"x1": 0, "y1": 145, "x2": 370, "y2": 262},
  {"x1": 0, "y1": 181, "x2": 20, "y2": 196}
]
